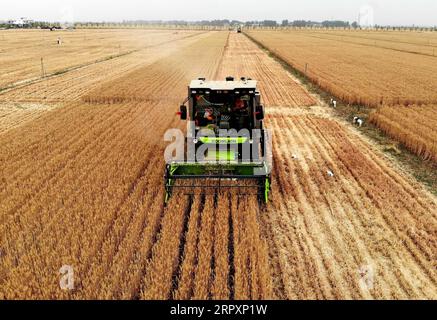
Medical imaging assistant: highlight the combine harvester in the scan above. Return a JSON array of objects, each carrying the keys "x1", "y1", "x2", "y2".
[{"x1": 164, "y1": 77, "x2": 272, "y2": 205}]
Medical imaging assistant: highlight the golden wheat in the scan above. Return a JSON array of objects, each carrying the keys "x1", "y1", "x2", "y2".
[{"x1": 370, "y1": 105, "x2": 437, "y2": 162}]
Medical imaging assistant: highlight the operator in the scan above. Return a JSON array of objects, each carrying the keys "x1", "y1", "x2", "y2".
[
  {"x1": 233, "y1": 97, "x2": 249, "y2": 130},
  {"x1": 204, "y1": 108, "x2": 215, "y2": 121},
  {"x1": 234, "y1": 98, "x2": 246, "y2": 111}
]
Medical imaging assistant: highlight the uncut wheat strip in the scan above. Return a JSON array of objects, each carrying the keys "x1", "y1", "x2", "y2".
[
  {"x1": 304, "y1": 32, "x2": 436, "y2": 57},
  {"x1": 232, "y1": 196, "x2": 252, "y2": 299},
  {"x1": 88, "y1": 156, "x2": 173, "y2": 295},
  {"x1": 211, "y1": 193, "x2": 231, "y2": 300},
  {"x1": 309, "y1": 30, "x2": 437, "y2": 53},
  {"x1": 74, "y1": 97, "x2": 188, "y2": 292},
  {"x1": 0, "y1": 120, "x2": 157, "y2": 298},
  {"x1": 0, "y1": 104, "x2": 146, "y2": 261},
  {"x1": 192, "y1": 196, "x2": 215, "y2": 299},
  {"x1": 0, "y1": 101, "x2": 107, "y2": 156},
  {"x1": 82, "y1": 33, "x2": 226, "y2": 106},
  {"x1": 0, "y1": 121, "x2": 140, "y2": 266},
  {"x1": 0, "y1": 104, "x2": 150, "y2": 266},
  {"x1": 173, "y1": 195, "x2": 202, "y2": 300},
  {"x1": 140, "y1": 195, "x2": 190, "y2": 300},
  {"x1": 0, "y1": 103, "x2": 120, "y2": 186},
  {"x1": 0, "y1": 104, "x2": 136, "y2": 219},
  {"x1": 76, "y1": 112, "x2": 187, "y2": 298},
  {"x1": 1, "y1": 95, "x2": 172, "y2": 250},
  {"x1": 373, "y1": 116, "x2": 436, "y2": 161},
  {"x1": 245, "y1": 196, "x2": 274, "y2": 299},
  {"x1": 82, "y1": 104, "x2": 187, "y2": 290},
  {"x1": 76, "y1": 154, "x2": 162, "y2": 298},
  {"x1": 370, "y1": 111, "x2": 437, "y2": 162},
  {"x1": 95, "y1": 196, "x2": 164, "y2": 300},
  {"x1": 115, "y1": 198, "x2": 164, "y2": 300},
  {"x1": 371, "y1": 107, "x2": 437, "y2": 144}
]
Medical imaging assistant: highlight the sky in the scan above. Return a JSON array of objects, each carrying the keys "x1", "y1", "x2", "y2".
[{"x1": 1, "y1": 0, "x2": 436, "y2": 26}]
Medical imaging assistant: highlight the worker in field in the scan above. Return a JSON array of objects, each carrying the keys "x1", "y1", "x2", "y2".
[{"x1": 57, "y1": 37, "x2": 62, "y2": 45}]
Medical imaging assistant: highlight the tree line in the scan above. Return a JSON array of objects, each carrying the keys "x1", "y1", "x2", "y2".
[{"x1": 1, "y1": 19, "x2": 436, "y2": 31}]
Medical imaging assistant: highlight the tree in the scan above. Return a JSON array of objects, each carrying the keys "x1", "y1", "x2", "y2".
[
  {"x1": 322, "y1": 20, "x2": 350, "y2": 28},
  {"x1": 263, "y1": 20, "x2": 278, "y2": 27},
  {"x1": 352, "y1": 21, "x2": 358, "y2": 29},
  {"x1": 281, "y1": 20, "x2": 289, "y2": 27}
]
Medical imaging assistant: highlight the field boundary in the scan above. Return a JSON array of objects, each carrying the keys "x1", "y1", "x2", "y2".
[
  {"x1": 244, "y1": 31, "x2": 437, "y2": 195},
  {"x1": 0, "y1": 50, "x2": 137, "y2": 95},
  {"x1": 303, "y1": 32, "x2": 437, "y2": 58},
  {"x1": 0, "y1": 31, "x2": 208, "y2": 96}
]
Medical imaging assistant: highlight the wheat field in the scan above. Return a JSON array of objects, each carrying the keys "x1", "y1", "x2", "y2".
[{"x1": 0, "y1": 30, "x2": 436, "y2": 299}]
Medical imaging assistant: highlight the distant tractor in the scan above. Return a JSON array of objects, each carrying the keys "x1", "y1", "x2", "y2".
[{"x1": 164, "y1": 77, "x2": 271, "y2": 205}]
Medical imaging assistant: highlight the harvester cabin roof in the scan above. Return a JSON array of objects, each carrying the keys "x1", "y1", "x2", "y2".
[{"x1": 189, "y1": 79, "x2": 257, "y2": 91}]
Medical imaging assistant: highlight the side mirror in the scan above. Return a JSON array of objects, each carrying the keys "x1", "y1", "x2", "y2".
[
  {"x1": 255, "y1": 105, "x2": 264, "y2": 120},
  {"x1": 179, "y1": 105, "x2": 187, "y2": 120}
]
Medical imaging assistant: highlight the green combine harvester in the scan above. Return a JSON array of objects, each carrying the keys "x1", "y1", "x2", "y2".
[{"x1": 164, "y1": 77, "x2": 272, "y2": 205}]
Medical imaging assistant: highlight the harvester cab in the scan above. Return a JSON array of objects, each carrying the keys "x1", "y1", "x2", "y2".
[{"x1": 164, "y1": 77, "x2": 271, "y2": 205}]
